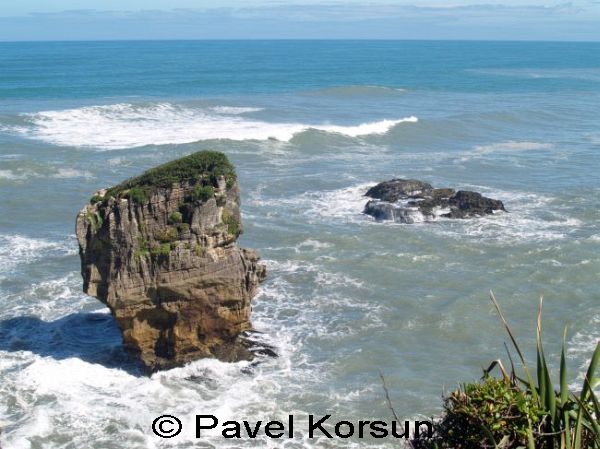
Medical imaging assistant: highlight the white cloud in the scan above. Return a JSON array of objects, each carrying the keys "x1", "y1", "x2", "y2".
[{"x1": 1, "y1": 1, "x2": 599, "y2": 40}]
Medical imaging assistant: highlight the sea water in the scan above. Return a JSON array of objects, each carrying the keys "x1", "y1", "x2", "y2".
[{"x1": 0, "y1": 40, "x2": 599, "y2": 448}]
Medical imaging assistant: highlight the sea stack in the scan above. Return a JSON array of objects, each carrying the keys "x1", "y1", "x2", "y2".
[
  {"x1": 76, "y1": 151, "x2": 266, "y2": 372},
  {"x1": 364, "y1": 179, "x2": 506, "y2": 223}
]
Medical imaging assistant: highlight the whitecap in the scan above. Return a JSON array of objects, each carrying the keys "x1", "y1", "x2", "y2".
[
  {"x1": 210, "y1": 106, "x2": 264, "y2": 114},
  {"x1": 0, "y1": 235, "x2": 76, "y2": 274},
  {"x1": 0, "y1": 167, "x2": 93, "y2": 181},
  {"x1": 4, "y1": 272, "x2": 95, "y2": 320},
  {"x1": 457, "y1": 140, "x2": 553, "y2": 163},
  {"x1": 250, "y1": 183, "x2": 374, "y2": 225},
  {"x1": 0, "y1": 170, "x2": 31, "y2": 180},
  {"x1": 51, "y1": 168, "x2": 94, "y2": 179},
  {"x1": 13, "y1": 103, "x2": 417, "y2": 149},
  {"x1": 568, "y1": 314, "x2": 600, "y2": 391}
]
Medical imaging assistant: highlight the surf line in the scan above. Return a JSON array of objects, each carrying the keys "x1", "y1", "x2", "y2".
[{"x1": 194, "y1": 414, "x2": 433, "y2": 440}]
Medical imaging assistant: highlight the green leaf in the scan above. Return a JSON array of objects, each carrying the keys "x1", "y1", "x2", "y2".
[{"x1": 580, "y1": 341, "x2": 599, "y2": 402}]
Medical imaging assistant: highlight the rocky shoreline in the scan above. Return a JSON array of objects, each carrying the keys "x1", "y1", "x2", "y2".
[{"x1": 363, "y1": 179, "x2": 506, "y2": 223}]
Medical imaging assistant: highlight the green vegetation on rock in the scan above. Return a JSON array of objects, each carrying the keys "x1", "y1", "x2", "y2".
[
  {"x1": 222, "y1": 209, "x2": 241, "y2": 237},
  {"x1": 176, "y1": 222, "x2": 190, "y2": 233},
  {"x1": 126, "y1": 186, "x2": 147, "y2": 204},
  {"x1": 188, "y1": 185, "x2": 215, "y2": 203},
  {"x1": 150, "y1": 243, "x2": 172, "y2": 258},
  {"x1": 194, "y1": 244, "x2": 205, "y2": 257},
  {"x1": 168, "y1": 211, "x2": 183, "y2": 224},
  {"x1": 86, "y1": 210, "x2": 103, "y2": 231},
  {"x1": 156, "y1": 227, "x2": 178, "y2": 243},
  {"x1": 134, "y1": 235, "x2": 150, "y2": 260},
  {"x1": 90, "y1": 194, "x2": 104, "y2": 205},
  {"x1": 105, "y1": 151, "x2": 236, "y2": 201}
]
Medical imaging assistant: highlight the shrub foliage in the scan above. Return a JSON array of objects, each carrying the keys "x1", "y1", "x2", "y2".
[
  {"x1": 105, "y1": 151, "x2": 235, "y2": 201},
  {"x1": 411, "y1": 294, "x2": 599, "y2": 449}
]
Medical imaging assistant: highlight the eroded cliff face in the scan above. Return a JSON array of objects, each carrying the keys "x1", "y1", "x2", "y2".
[{"x1": 76, "y1": 152, "x2": 266, "y2": 372}]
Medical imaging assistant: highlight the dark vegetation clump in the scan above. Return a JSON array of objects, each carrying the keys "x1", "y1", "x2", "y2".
[
  {"x1": 125, "y1": 186, "x2": 147, "y2": 204},
  {"x1": 156, "y1": 227, "x2": 178, "y2": 243},
  {"x1": 188, "y1": 185, "x2": 215, "y2": 203},
  {"x1": 90, "y1": 194, "x2": 104, "y2": 205},
  {"x1": 409, "y1": 294, "x2": 600, "y2": 449},
  {"x1": 150, "y1": 243, "x2": 172, "y2": 258},
  {"x1": 105, "y1": 151, "x2": 236, "y2": 201},
  {"x1": 168, "y1": 211, "x2": 183, "y2": 224},
  {"x1": 176, "y1": 223, "x2": 190, "y2": 233}
]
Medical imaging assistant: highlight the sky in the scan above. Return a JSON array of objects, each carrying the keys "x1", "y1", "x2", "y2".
[{"x1": 0, "y1": 0, "x2": 599, "y2": 41}]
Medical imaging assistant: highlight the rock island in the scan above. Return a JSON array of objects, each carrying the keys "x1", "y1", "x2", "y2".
[{"x1": 76, "y1": 151, "x2": 266, "y2": 372}]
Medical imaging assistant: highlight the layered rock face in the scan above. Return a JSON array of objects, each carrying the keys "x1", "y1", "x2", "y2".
[
  {"x1": 76, "y1": 151, "x2": 266, "y2": 372},
  {"x1": 364, "y1": 179, "x2": 505, "y2": 223}
]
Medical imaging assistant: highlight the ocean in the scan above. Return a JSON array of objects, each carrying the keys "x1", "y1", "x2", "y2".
[{"x1": 0, "y1": 40, "x2": 599, "y2": 448}]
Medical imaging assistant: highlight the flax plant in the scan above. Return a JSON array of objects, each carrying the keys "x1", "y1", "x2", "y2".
[{"x1": 412, "y1": 293, "x2": 599, "y2": 449}]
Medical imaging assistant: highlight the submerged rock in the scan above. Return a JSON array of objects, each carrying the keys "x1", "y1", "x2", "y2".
[
  {"x1": 364, "y1": 179, "x2": 505, "y2": 223},
  {"x1": 76, "y1": 151, "x2": 266, "y2": 372}
]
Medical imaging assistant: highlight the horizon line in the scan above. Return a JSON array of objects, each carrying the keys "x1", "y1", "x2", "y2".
[{"x1": 1, "y1": 38, "x2": 600, "y2": 44}]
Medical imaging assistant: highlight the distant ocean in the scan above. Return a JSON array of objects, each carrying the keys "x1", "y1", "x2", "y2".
[{"x1": 0, "y1": 40, "x2": 599, "y2": 448}]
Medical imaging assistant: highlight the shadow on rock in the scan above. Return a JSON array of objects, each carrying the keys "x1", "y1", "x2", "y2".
[{"x1": 0, "y1": 312, "x2": 143, "y2": 375}]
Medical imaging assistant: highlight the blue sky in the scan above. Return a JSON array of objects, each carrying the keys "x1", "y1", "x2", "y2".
[{"x1": 1, "y1": 1, "x2": 599, "y2": 41}]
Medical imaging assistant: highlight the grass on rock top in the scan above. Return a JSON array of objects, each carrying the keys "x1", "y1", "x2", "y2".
[{"x1": 102, "y1": 151, "x2": 236, "y2": 202}]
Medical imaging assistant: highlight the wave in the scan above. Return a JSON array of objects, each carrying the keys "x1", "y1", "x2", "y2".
[
  {"x1": 0, "y1": 167, "x2": 94, "y2": 181},
  {"x1": 568, "y1": 313, "x2": 600, "y2": 391},
  {"x1": 468, "y1": 68, "x2": 600, "y2": 82},
  {"x1": 209, "y1": 106, "x2": 264, "y2": 114},
  {"x1": 9, "y1": 103, "x2": 417, "y2": 150},
  {"x1": 2, "y1": 272, "x2": 95, "y2": 321},
  {"x1": 0, "y1": 234, "x2": 76, "y2": 275},
  {"x1": 249, "y1": 183, "x2": 374, "y2": 226},
  {"x1": 473, "y1": 140, "x2": 552, "y2": 154},
  {"x1": 0, "y1": 169, "x2": 31, "y2": 181},
  {"x1": 302, "y1": 84, "x2": 407, "y2": 97},
  {"x1": 457, "y1": 141, "x2": 553, "y2": 163}
]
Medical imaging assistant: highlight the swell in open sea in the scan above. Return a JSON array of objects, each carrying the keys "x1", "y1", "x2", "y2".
[{"x1": 0, "y1": 40, "x2": 599, "y2": 448}]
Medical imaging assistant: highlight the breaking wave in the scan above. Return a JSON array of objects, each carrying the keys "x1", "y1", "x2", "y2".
[{"x1": 9, "y1": 103, "x2": 417, "y2": 150}]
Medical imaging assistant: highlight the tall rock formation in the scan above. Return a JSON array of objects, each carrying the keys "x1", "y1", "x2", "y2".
[{"x1": 76, "y1": 151, "x2": 266, "y2": 372}]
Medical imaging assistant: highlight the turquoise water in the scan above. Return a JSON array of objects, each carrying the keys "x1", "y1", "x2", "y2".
[{"x1": 0, "y1": 40, "x2": 599, "y2": 448}]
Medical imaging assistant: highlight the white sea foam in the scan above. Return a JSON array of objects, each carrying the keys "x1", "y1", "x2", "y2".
[
  {"x1": 14, "y1": 103, "x2": 417, "y2": 149},
  {"x1": 263, "y1": 238, "x2": 333, "y2": 254},
  {"x1": 259, "y1": 182, "x2": 582, "y2": 243},
  {"x1": 0, "y1": 167, "x2": 92, "y2": 181},
  {"x1": 568, "y1": 314, "x2": 600, "y2": 391},
  {"x1": 458, "y1": 141, "x2": 553, "y2": 162},
  {"x1": 51, "y1": 168, "x2": 94, "y2": 179},
  {"x1": 4, "y1": 272, "x2": 95, "y2": 320},
  {"x1": 297, "y1": 238, "x2": 333, "y2": 251},
  {"x1": 0, "y1": 234, "x2": 76, "y2": 274},
  {"x1": 250, "y1": 183, "x2": 374, "y2": 225},
  {"x1": 210, "y1": 106, "x2": 264, "y2": 114},
  {"x1": 0, "y1": 255, "x2": 385, "y2": 449},
  {"x1": 0, "y1": 170, "x2": 31, "y2": 180}
]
